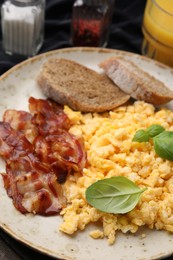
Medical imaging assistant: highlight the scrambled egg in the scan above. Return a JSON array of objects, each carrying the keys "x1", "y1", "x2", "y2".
[{"x1": 59, "y1": 101, "x2": 173, "y2": 244}]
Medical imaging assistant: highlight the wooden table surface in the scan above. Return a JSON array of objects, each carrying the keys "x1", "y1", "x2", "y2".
[{"x1": 1, "y1": 227, "x2": 173, "y2": 260}]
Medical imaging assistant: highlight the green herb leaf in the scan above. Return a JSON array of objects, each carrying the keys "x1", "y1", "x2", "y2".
[
  {"x1": 153, "y1": 131, "x2": 173, "y2": 161},
  {"x1": 132, "y1": 129, "x2": 149, "y2": 142},
  {"x1": 85, "y1": 176, "x2": 147, "y2": 214},
  {"x1": 146, "y1": 124, "x2": 165, "y2": 137}
]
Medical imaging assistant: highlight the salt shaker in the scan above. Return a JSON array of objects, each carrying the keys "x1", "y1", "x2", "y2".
[
  {"x1": 71, "y1": 0, "x2": 114, "y2": 47},
  {"x1": 1, "y1": 0, "x2": 45, "y2": 57}
]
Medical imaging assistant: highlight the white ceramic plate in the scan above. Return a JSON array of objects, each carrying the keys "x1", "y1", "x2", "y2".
[{"x1": 1, "y1": 47, "x2": 173, "y2": 260}]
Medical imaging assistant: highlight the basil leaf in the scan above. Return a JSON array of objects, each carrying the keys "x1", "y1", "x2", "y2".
[
  {"x1": 146, "y1": 124, "x2": 165, "y2": 137},
  {"x1": 154, "y1": 131, "x2": 173, "y2": 161},
  {"x1": 85, "y1": 176, "x2": 147, "y2": 214},
  {"x1": 132, "y1": 129, "x2": 149, "y2": 142}
]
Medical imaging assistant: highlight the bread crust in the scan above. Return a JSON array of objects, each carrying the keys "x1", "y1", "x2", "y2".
[
  {"x1": 37, "y1": 58, "x2": 130, "y2": 112},
  {"x1": 100, "y1": 57, "x2": 173, "y2": 105}
]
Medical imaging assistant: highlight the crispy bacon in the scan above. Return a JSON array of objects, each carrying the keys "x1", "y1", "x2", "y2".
[
  {"x1": 0, "y1": 97, "x2": 86, "y2": 216},
  {"x1": 3, "y1": 159, "x2": 66, "y2": 215},
  {"x1": 3, "y1": 110, "x2": 33, "y2": 131},
  {"x1": 0, "y1": 122, "x2": 33, "y2": 160},
  {"x1": 3, "y1": 109, "x2": 38, "y2": 143},
  {"x1": 0, "y1": 123, "x2": 66, "y2": 215},
  {"x1": 34, "y1": 129, "x2": 86, "y2": 183},
  {"x1": 29, "y1": 97, "x2": 71, "y2": 135}
]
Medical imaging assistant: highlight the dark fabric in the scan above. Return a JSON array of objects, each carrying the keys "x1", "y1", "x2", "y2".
[{"x1": 0, "y1": 0, "x2": 146, "y2": 76}]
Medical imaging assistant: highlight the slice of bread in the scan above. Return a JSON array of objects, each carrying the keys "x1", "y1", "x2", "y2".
[
  {"x1": 100, "y1": 57, "x2": 173, "y2": 105},
  {"x1": 37, "y1": 58, "x2": 130, "y2": 113}
]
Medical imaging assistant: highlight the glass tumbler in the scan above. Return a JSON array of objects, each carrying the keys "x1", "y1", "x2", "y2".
[
  {"x1": 142, "y1": 0, "x2": 173, "y2": 67},
  {"x1": 71, "y1": 0, "x2": 114, "y2": 47}
]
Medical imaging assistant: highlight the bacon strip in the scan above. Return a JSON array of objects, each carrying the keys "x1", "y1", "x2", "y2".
[
  {"x1": 34, "y1": 129, "x2": 86, "y2": 183},
  {"x1": 0, "y1": 97, "x2": 86, "y2": 216},
  {"x1": 29, "y1": 97, "x2": 71, "y2": 135},
  {"x1": 0, "y1": 122, "x2": 66, "y2": 215},
  {"x1": 0, "y1": 122, "x2": 33, "y2": 160},
  {"x1": 3, "y1": 110, "x2": 38, "y2": 143}
]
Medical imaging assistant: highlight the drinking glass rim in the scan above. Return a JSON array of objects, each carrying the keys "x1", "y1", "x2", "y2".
[{"x1": 152, "y1": 0, "x2": 173, "y2": 17}]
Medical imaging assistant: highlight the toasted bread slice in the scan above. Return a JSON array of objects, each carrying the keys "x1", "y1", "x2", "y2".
[
  {"x1": 37, "y1": 58, "x2": 130, "y2": 112},
  {"x1": 99, "y1": 57, "x2": 173, "y2": 105}
]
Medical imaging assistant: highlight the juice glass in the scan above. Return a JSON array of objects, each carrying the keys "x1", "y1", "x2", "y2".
[{"x1": 142, "y1": 0, "x2": 173, "y2": 67}]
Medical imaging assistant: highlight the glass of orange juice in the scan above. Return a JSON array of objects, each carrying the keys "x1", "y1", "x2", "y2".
[{"x1": 142, "y1": 0, "x2": 173, "y2": 67}]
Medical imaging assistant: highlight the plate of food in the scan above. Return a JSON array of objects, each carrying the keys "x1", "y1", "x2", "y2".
[{"x1": 1, "y1": 47, "x2": 173, "y2": 260}]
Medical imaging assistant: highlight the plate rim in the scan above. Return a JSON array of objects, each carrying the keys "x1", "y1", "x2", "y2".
[
  {"x1": 1, "y1": 47, "x2": 173, "y2": 260},
  {"x1": 1, "y1": 47, "x2": 173, "y2": 81}
]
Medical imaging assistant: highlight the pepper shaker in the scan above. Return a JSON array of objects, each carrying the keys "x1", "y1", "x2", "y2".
[
  {"x1": 71, "y1": 0, "x2": 114, "y2": 47},
  {"x1": 1, "y1": 0, "x2": 45, "y2": 57}
]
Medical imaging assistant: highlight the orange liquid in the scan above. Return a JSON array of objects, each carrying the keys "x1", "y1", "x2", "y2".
[{"x1": 142, "y1": 0, "x2": 173, "y2": 67}]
